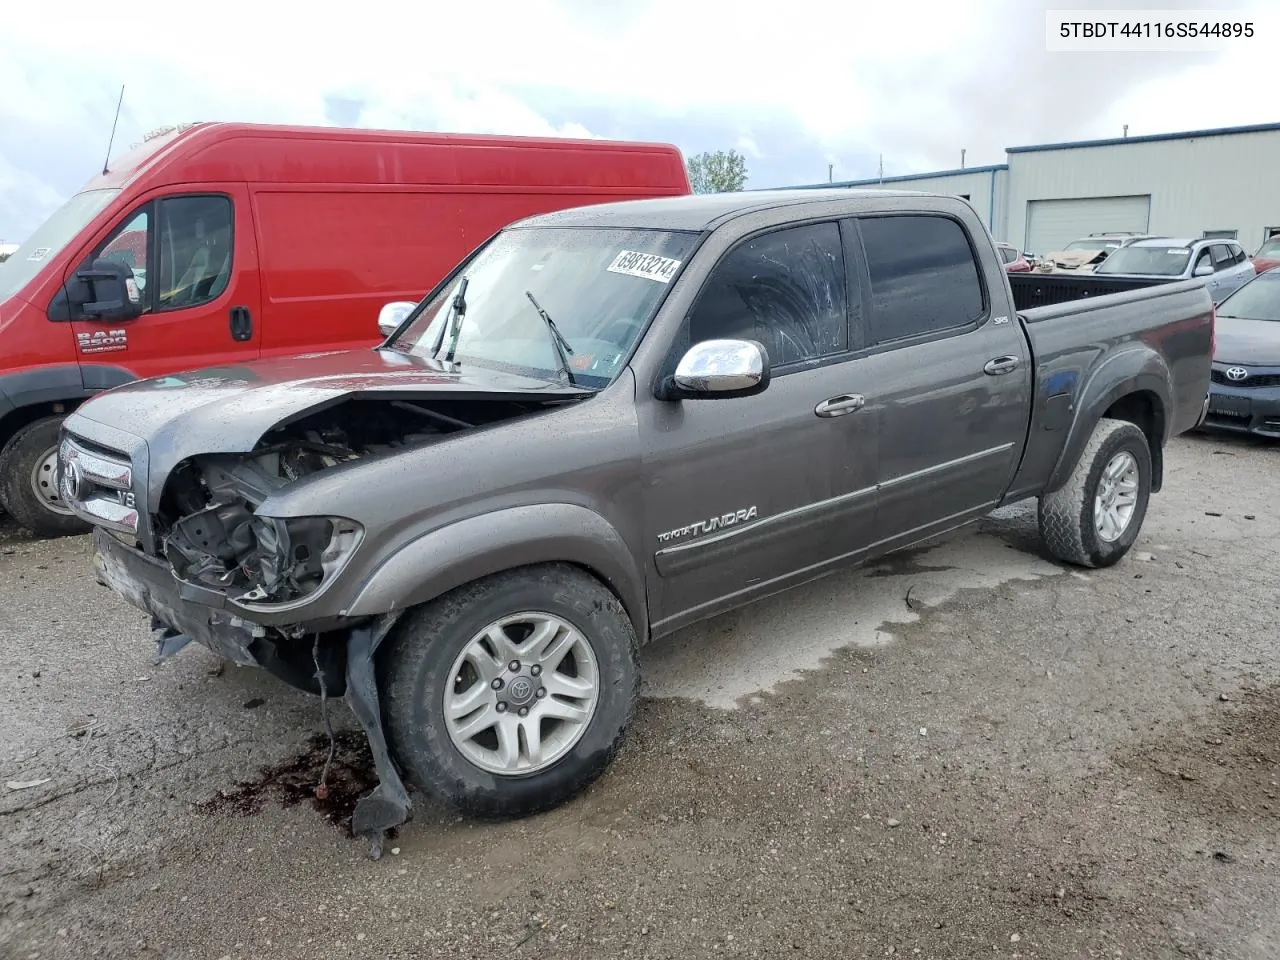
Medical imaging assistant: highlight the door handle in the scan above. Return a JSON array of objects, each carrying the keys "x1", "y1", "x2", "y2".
[
  {"x1": 815, "y1": 394, "x2": 865, "y2": 418},
  {"x1": 229, "y1": 305, "x2": 253, "y2": 342},
  {"x1": 983, "y1": 356, "x2": 1019, "y2": 376}
]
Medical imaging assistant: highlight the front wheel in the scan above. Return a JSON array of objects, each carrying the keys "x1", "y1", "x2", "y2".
[
  {"x1": 381, "y1": 563, "x2": 640, "y2": 818},
  {"x1": 0, "y1": 416, "x2": 91, "y2": 538},
  {"x1": 1038, "y1": 417, "x2": 1152, "y2": 568}
]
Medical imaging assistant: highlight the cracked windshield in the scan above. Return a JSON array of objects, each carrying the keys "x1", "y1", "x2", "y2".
[{"x1": 388, "y1": 227, "x2": 696, "y2": 387}]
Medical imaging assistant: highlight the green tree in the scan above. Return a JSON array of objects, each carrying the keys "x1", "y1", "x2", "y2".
[
  {"x1": 686, "y1": 149, "x2": 748, "y2": 194},
  {"x1": 0, "y1": 252, "x2": 9, "y2": 263}
]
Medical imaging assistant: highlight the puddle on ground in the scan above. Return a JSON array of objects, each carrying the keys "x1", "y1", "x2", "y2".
[
  {"x1": 641, "y1": 523, "x2": 1063, "y2": 710},
  {"x1": 195, "y1": 730, "x2": 385, "y2": 837}
]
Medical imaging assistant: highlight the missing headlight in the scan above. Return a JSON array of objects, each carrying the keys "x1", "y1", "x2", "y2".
[{"x1": 167, "y1": 513, "x2": 363, "y2": 604}]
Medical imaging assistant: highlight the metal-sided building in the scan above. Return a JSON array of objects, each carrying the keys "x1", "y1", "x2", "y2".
[{"x1": 789, "y1": 122, "x2": 1280, "y2": 256}]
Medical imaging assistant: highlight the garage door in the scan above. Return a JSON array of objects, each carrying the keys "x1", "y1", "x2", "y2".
[{"x1": 1024, "y1": 195, "x2": 1151, "y2": 254}]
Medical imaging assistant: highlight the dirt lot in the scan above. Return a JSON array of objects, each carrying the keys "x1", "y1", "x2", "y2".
[{"x1": 1, "y1": 431, "x2": 1278, "y2": 960}]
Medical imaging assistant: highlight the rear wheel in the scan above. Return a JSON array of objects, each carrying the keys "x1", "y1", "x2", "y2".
[
  {"x1": 1038, "y1": 417, "x2": 1151, "y2": 569},
  {"x1": 381, "y1": 563, "x2": 640, "y2": 818},
  {"x1": 0, "y1": 416, "x2": 90, "y2": 538}
]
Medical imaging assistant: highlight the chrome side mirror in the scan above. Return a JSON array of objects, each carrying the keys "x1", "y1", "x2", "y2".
[
  {"x1": 660, "y1": 338, "x2": 770, "y2": 400},
  {"x1": 378, "y1": 301, "x2": 417, "y2": 337},
  {"x1": 1193, "y1": 263, "x2": 1214, "y2": 278}
]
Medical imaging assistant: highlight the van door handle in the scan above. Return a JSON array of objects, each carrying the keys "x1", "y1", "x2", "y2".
[
  {"x1": 983, "y1": 356, "x2": 1019, "y2": 376},
  {"x1": 815, "y1": 394, "x2": 865, "y2": 418},
  {"x1": 229, "y1": 305, "x2": 253, "y2": 342}
]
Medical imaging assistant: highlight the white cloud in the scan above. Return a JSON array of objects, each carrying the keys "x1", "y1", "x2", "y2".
[{"x1": 1, "y1": 0, "x2": 1278, "y2": 238}]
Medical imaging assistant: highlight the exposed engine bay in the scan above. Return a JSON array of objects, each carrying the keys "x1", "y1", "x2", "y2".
[{"x1": 155, "y1": 395, "x2": 563, "y2": 604}]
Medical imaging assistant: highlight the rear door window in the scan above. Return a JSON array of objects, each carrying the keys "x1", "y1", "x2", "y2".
[
  {"x1": 687, "y1": 221, "x2": 853, "y2": 369},
  {"x1": 859, "y1": 215, "x2": 986, "y2": 344}
]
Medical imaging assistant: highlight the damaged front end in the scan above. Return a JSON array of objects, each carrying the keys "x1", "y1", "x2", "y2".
[{"x1": 91, "y1": 394, "x2": 566, "y2": 856}]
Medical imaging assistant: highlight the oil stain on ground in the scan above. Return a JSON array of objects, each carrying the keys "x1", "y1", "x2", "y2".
[{"x1": 195, "y1": 730, "x2": 385, "y2": 837}]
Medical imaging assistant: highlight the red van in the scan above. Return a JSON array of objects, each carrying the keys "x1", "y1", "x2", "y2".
[{"x1": 0, "y1": 123, "x2": 690, "y2": 536}]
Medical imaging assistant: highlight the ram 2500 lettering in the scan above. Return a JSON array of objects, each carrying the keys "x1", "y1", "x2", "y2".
[{"x1": 58, "y1": 189, "x2": 1214, "y2": 854}]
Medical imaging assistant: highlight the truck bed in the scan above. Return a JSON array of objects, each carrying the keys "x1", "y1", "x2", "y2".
[
  {"x1": 1009, "y1": 271, "x2": 1171, "y2": 310},
  {"x1": 1002, "y1": 276, "x2": 1215, "y2": 503}
]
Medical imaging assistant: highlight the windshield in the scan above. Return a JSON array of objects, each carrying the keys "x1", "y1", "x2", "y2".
[
  {"x1": 386, "y1": 226, "x2": 699, "y2": 388},
  {"x1": 0, "y1": 188, "x2": 121, "y2": 300},
  {"x1": 1095, "y1": 245, "x2": 1191, "y2": 276},
  {"x1": 1063, "y1": 238, "x2": 1120, "y2": 252},
  {"x1": 1217, "y1": 272, "x2": 1280, "y2": 322},
  {"x1": 1256, "y1": 238, "x2": 1280, "y2": 258}
]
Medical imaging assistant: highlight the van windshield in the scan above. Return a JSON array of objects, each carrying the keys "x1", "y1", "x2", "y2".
[
  {"x1": 386, "y1": 225, "x2": 699, "y2": 389},
  {"x1": 0, "y1": 188, "x2": 121, "y2": 300}
]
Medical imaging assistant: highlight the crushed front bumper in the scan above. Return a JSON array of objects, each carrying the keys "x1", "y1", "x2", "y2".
[
  {"x1": 92, "y1": 527, "x2": 260, "y2": 666},
  {"x1": 91, "y1": 526, "x2": 412, "y2": 855}
]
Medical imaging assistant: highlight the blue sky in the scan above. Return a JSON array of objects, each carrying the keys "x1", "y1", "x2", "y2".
[{"x1": 1, "y1": 0, "x2": 1275, "y2": 243}]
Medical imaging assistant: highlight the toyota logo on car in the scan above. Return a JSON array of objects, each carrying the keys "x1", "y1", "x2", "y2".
[{"x1": 1225, "y1": 367, "x2": 1248, "y2": 382}]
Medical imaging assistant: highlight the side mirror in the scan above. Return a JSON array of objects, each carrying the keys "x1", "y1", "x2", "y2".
[
  {"x1": 1193, "y1": 263, "x2": 1214, "y2": 278},
  {"x1": 658, "y1": 338, "x2": 771, "y2": 400},
  {"x1": 74, "y1": 258, "x2": 143, "y2": 321},
  {"x1": 378, "y1": 301, "x2": 417, "y2": 338}
]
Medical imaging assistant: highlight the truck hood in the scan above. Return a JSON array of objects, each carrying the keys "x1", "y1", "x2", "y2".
[
  {"x1": 73, "y1": 347, "x2": 593, "y2": 455},
  {"x1": 1213, "y1": 316, "x2": 1280, "y2": 366}
]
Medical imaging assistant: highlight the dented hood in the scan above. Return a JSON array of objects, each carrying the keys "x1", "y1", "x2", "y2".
[{"x1": 72, "y1": 347, "x2": 593, "y2": 458}]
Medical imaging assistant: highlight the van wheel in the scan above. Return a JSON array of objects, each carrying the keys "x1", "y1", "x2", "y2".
[
  {"x1": 0, "y1": 416, "x2": 90, "y2": 538},
  {"x1": 1038, "y1": 417, "x2": 1151, "y2": 569},
  {"x1": 380, "y1": 563, "x2": 640, "y2": 818}
]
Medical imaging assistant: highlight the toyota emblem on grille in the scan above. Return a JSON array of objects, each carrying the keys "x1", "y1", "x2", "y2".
[
  {"x1": 1225, "y1": 367, "x2": 1249, "y2": 382},
  {"x1": 65, "y1": 459, "x2": 90, "y2": 501}
]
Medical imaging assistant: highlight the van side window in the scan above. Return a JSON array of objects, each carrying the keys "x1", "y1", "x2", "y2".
[
  {"x1": 860, "y1": 215, "x2": 985, "y2": 344},
  {"x1": 99, "y1": 210, "x2": 149, "y2": 280},
  {"x1": 155, "y1": 196, "x2": 234, "y2": 312},
  {"x1": 79, "y1": 195, "x2": 233, "y2": 314},
  {"x1": 687, "y1": 221, "x2": 852, "y2": 368}
]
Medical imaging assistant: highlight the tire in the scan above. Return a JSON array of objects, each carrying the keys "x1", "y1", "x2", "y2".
[
  {"x1": 1038, "y1": 417, "x2": 1152, "y2": 569},
  {"x1": 0, "y1": 416, "x2": 91, "y2": 539},
  {"x1": 381, "y1": 563, "x2": 640, "y2": 819}
]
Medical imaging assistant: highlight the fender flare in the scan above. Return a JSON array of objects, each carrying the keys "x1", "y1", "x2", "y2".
[
  {"x1": 343, "y1": 503, "x2": 650, "y2": 643},
  {"x1": 1045, "y1": 346, "x2": 1172, "y2": 494}
]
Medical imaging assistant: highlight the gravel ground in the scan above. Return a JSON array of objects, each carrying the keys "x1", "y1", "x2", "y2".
[{"x1": 1, "y1": 431, "x2": 1278, "y2": 960}]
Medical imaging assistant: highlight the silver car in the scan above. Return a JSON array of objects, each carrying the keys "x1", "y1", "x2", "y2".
[{"x1": 1094, "y1": 236, "x2": 1257, "y2": 303}]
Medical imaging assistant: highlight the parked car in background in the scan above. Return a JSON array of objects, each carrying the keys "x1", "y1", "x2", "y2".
[
  {"x1": 996, "y1": 241, "x2": 1032, "y2": 272},
  {"x1": 1202, "y1": 266, "x2": 1280, "y2": 437},
  {"x1": 1250, "y1": 235, "x2": 1280, "y2": 274},
  {"x1": 60, "y1": 188, "x2": 1212, "y2": 849},
  {"x1": 1094, "y1": 237, "x2": 1255, "y2": 303},
  {"x1": 1034, "y1": 232, "x2": 1156, "y2": 273},
  {"x1": 0, "y1": 122, "x2": 692, "y2": 538}
]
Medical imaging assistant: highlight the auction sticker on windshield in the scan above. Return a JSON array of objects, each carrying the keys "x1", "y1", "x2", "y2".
[{"x1": 607, "y1": 250, "x2": 682, "y2": 283}]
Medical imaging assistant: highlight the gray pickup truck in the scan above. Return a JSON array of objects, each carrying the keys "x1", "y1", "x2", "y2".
[{"x1": 57, "y1": 189, "x2": 1213, "y2": 853}]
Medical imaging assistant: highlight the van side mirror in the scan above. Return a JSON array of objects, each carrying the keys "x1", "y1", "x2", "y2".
[
  {"x1": 71, "y1": 258, "x2": 144, "y2": 321},
  {"x1": 378, "y1": 301, "x2": 417, "y2": 338},
  {"x1": 1193, "y1": 262, "x2": 1214, "y2": 278},
  {"x1": 656, "y1": 338, "x2": 771, "y2": 400}
]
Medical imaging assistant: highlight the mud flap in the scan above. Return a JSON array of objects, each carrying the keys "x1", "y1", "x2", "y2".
[{"x1": 345, "y1": 617, "x2": 411, "y2": 859}]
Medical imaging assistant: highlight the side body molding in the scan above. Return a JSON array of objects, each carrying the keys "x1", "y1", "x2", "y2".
[{"x1": 343, "y1": 503, "x2": 649, "y2": 642}]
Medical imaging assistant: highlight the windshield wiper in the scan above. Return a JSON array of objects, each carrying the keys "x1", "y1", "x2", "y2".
[
  {"x1": 431, "y1": 277, "x2": 469, "y2": 362},
  {"x1": 525, "y1": 290, "x2": 578, "y2": 387}
]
